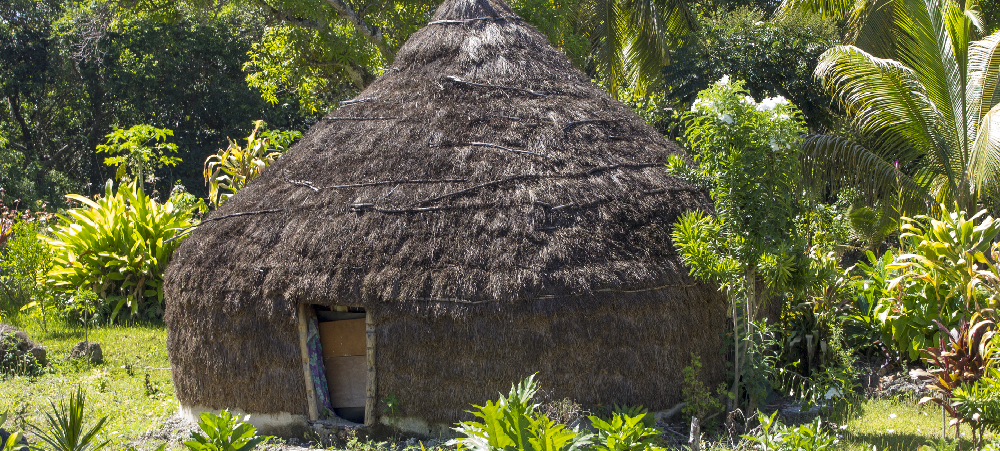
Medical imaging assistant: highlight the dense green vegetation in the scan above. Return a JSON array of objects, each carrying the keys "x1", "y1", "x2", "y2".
[{"x1": 4, "y1": 0, "x2": 1000, "y2": 448}]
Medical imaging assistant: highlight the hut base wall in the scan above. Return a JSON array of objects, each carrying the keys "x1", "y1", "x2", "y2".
[
  {"x1": 379, "y1": 417, "x2": 456, "y2": 438},
  {"x1": 178, "y1": 403, "x2": 310, "y2": 438},
  {"x1": 375, "y1": 288, "x2": 726, "y2": 425}
]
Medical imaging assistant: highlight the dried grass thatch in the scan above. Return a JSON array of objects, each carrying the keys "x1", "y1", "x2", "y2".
[{"x1": 164, "y1": 0, "x2": 725, "y2": 425}]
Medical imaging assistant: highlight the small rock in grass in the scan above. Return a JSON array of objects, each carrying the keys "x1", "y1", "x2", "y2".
[
  {"x1": 0, "y1": 324, "x2": 47, "y2": 366},
  {"x1": 0, "y1": 427, "x2": 29, "y2": 451},
  {"x1": 70, "y1": 341, "x2": 103, "y2": 364}
]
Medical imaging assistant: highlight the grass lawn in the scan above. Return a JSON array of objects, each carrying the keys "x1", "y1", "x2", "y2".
[
  {"x1": 830, "y1": 397, "x2": 980, "y2": 451},
  {"x1": 1, "y1": 316, "x2": 176, "y2": 449}
]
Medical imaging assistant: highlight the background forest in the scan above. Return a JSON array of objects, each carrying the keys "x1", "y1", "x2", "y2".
[
  {"x1": 6, "y1": 0, "x2": 1000, "y2": 449},
  {"x1": 0, "y1": 0, "x2": 899, "y2": 209}
]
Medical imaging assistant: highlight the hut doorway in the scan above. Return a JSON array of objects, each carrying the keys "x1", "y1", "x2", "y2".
[{"x1": 315, "y1": 305, "x2": 368, "y2": 423}]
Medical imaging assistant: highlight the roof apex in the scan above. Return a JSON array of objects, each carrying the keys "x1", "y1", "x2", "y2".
[{"x1": 431, "y1": 0, "x2": 516, "y2": 21}]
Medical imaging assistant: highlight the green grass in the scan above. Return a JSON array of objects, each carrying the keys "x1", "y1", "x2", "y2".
[
  {"x1": 830, "y1": 397, "x2": 980, "y2": 451},
  {"x1": 1, "y1": 315, "x2": 176, "y2": 449}
]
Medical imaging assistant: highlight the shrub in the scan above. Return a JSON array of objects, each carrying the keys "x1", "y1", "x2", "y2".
[
  {"x1": 921, "y1": 315, "x2": 999, "y2": 445},
  {"x1": 844, "y1": 250, "x2": 898, "y2": 359},
  {"x1": 46, "y1": 180, "x2": 195, "y2": 321},
  {"x1": 951, "y1": 368, "x2": 1000, "y2": 446},
  {"x1": 742, "y1": 411, "x2": 836, "y2": 451},
  {"x1": 668, "y1": 76, "x2": 809, "y2": 412},
  {"x1": 184, "y1": 410, "x2": 266, "y2": 451},
  {"x1": 0, "y1": 219, "x2": 54, "y2": 322},
  {"x1": 96, "y1": 125, "x2": 180, "y2": 190},
  {"x1": 877, "y1": 206, "x2": 999, "y2": 360},
  {"x1": 681, "y1": 353, "x2": 724, "y2": 423},
  {"x1": 588, "y1": 412, "x2": 659, "y2": 451},
  {"x1": 661, "y1": 7, "x2": 839, "y2": 131},
  {"x1": 0, "y1": 331, "x2": 44, "y2": 378},
  {"x1": 28, "y1": 386, "x2": 110, "y2": 451},
  {"x1": 449, "y1": 375, "x2": 593, "y2": 451},
  {"x1": 203, "y1": 120, "x2": 300, "y2": 209},
  {"x1": 769, "y1": 249, "x2": 858, "y2": 409}
]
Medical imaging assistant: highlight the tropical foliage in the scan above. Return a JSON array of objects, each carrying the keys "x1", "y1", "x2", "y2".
[
  {"x1": 203, "y1": 121, "x2": 301, "y2": 209},
  {"x1": 28, "y1": 387, "x2": 110, "y2": 451},
  {"x1": 96, "y1": 125, "x2": 180, "y2": 191},
  {"x1": 449, "y1": 375, "x2": 595, "y2": 451},
  {"x1": 450, "y1": 375, "x2": 668, "y2": 451},
  {"x1": 803, "y1": 0, "x2": 1000, "y2": 218},
  {"x1": 662, "y1": 8, "x2": 839, "y2": 131},
  {"x1": 184, "y1": 410, "x2": 266, "y2": 451},
  {"x1": 46, "y1": 180, "x2": 196, "y2": 321},
  {"x1": 877, "y1": 206, "x2": 999, "y2": 359},
  {"x1": 742, "y1": 411, "x2": 837, "y2": 451},
  {"x1": 0, "y1": 220, "x2": 53, "y2": 321}
]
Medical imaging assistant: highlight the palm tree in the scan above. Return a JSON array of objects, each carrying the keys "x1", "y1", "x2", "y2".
[
  {"x1": 803, "y1": 0, "x2": 1000, "y2": 217},
  {"x1": 775, "y1": 0, "x2": 906, "y2": 59},
  {"x1": 591, "y1": 0, "x2": 698, "y2": 98}
]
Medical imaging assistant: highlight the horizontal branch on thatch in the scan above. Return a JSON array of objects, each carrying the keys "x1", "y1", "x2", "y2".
[
  {"x1": 444, "y1": 75, "x2": 548, "y2": 98},
  {"x1": 288, "y1": 179, "x2": 320, "y2": 191},
  {"x1": 427, "y1": 16, "x2": 519, "y2": 25},
  {"x1": 348, "y1": 179, "x2": 686, "y2": 215},
  {"x1": 322, "y1": 116, "x2": 400, "y2": 121},
  {"x1": 406, "y1": 297, "x2": 499, "y2": 304},
  {"x1": 409, "y1": 162, "x2": 664, "y2": 207},
  {"x1": 164, "y1": 209, "x2": 285, "y2": 243},
  {"x1": 350, "y1": 204, "x2": 446, "y2": 213},
  {"x1": 597, "y1": 283, "x2": 696, "y2": 293},
  {"x1": 459, "y1": 142, "x2": 550, "y2": 159},
  {"x1": 339, "y1": 97, "x2": 377, "y2": 106},
  {"x1": 287, "y1": 178, "x2": 469, "y2": 192},
  {"x1": 478, "y1": 115, "x2": 546, "y2": 126},
  {"x1": 562, "y1": 119, "x2": 615, "y2": 132}
]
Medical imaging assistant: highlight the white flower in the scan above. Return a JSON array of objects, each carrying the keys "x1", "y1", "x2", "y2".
[
  {"x1": 720, "y1": 113, "x2": 734, "y2": 124},
  {"x1": 718, "y1": 75, "x2": 730, "y2": 85},
  {"x1": 743, "y1": 95, "x2": 755, "y2": 104},
  {"x1": 770, "y1": 141, "x2": 780, "y2": 151},
  {"x1": 692, "y1": 98, "x2": 713, "y2": 113},
  {"x1": 777, "y1": 113, "x2": 790, "y2": 121},
  {"x1": 888, "y1": 413, "x2": 896, "y2": 419},
  {"x1": 757, "y1": 96, "x2": 788, "y2": 112}
]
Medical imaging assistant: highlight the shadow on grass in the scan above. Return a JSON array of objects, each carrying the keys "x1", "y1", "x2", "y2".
[{"x1": 42, "y1": 328, "x2": 85, "y2": 340}]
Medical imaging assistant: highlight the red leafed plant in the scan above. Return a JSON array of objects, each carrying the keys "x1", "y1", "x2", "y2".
[{"x1": 914, "y1": 312, "x2": 995, "y2": 435}]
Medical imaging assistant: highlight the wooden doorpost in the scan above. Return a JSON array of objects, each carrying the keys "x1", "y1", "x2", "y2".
[
  {"x1": 365, "y1": 311, "x2": 376, "y2": 426},
  {"x1": 298, "y1": 303, "x2": 319, "y2": 421}
]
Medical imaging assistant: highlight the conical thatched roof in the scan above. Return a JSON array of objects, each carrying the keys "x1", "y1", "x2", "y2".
[
  {"x1": 167, "y1": 0, "x2": 710, "y2": 308},
  {"x1": 164, "y1": 0, "x2": 723, "y2": 423}
]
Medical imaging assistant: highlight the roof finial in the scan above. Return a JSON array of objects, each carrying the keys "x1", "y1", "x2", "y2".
[{"x1": 430, "y1": 0, "x2": 516, "y2": 21}]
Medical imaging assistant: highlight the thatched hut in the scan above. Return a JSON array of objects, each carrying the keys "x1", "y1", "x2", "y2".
[{"x1": 164, "y1": 0, "x2": 725, "y2": 436}]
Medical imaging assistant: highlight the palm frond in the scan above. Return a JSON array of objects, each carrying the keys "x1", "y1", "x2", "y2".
[
  {"x1": 847, "y1": 0, "x2": 903, "y2": 58},
  {"x1": 801, "y1": 134, "x2": 936, "y2": 214},
  {"x1": 593, "y1": 0, "x2": 628, "y2": 97},
  {"x1": 969, "y1": 102, "x2": 1000, "y2": 201},
  {"x1": 967, "y1": 31, "x2": 1000, "y2": 134},
  {"x1": 815, "y1": 45, "x2": 943, "y2": 154},
  {"x1": 776, "y1": 0, "x2": 855, "y2": 21},
  {"x1": 593, "y1": 0, "x2": 695, "y2": 97}
]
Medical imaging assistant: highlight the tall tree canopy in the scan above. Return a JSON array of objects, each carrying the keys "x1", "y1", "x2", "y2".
[{"x1": 0, "y1": 0, "x2": 318, "y2": 207}]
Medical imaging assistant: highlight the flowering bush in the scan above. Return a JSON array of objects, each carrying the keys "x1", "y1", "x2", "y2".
[
  {"x1": 669, "y1": 76, "x2": 807, "y2": 286},
  {"x1": 669, "y1": 77, "x2": 815, "y2": 411}
]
